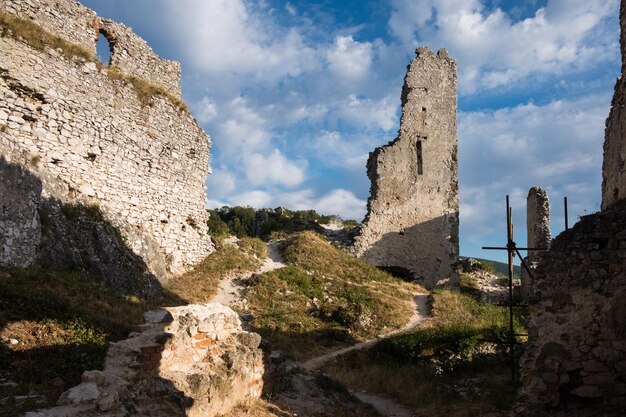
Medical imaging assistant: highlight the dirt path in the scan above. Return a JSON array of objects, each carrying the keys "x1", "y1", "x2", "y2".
[
  {"x1": 212, "y1": 241, "x2": 286, "y2": 307},
  {"x1": 301, "y1": 293, "x2": 429, "y2": 370},
  {"x1": 213, "y1": 240, "x2": 427, "y2": 417}
]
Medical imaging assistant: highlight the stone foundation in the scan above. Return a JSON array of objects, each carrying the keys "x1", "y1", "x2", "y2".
[{"x1": 26, "y1": 303, "x2": 265, "y2": 417}]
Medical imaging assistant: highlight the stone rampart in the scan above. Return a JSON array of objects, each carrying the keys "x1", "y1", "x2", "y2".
[
  {"x1": 0, "y1": 0, "x2": 213, "y2": 285},
  {"x1": 352, "y1": 47, "x2": 459, "y2": 289},
  {"x1": 518, "y1": 200, "x2": 626, "y2": 416}
]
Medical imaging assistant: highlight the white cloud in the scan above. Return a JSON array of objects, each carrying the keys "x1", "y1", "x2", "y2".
[
  {"x1": 389, "y1": 0, "x2": 619, "y2": 93},
  {"x1": 194, "y1": 97, "x2": 218, "y2": 123},
  {"x1": 160, "y1": 0, "x2": 318, "y2": 79},
  {"x1": 227, "y1": 188, "x2": 367, "y2": 220},
  {"x1": 459, "y1": 93, "x2": 609, "y2": 248},
  {"x1": 215, "y1": 97, "x2": 271, "y2": 155},
  {"x1": 206, "y1": 167, "x2": 237, "y2": 197},
  {"x1": 245, "y1": 150, "x2": 306, "y2": 187},
  {"x1": 327, "y1": 36, "x2": 373, "y2": 80},
  {"x1": 335, "y1": 94, "x2": 398, "y2": 131}
]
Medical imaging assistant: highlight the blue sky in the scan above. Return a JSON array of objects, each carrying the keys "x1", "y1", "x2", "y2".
[{"x1": 82, "y1": 0, "x2": 620, "y2": 262}]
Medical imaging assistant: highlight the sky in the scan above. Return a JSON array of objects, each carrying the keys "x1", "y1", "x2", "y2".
[{"x1": 82, "y1": 0, "x2": 620, "y2": 262}]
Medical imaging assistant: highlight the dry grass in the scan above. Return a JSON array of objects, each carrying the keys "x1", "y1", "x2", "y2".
[
  {"x1": 162, "y1": 237, "x2": 266, "y2": 305},
  {"x1": 326, "y1": 349, "x2": 514, "y2": 417},
  {"x1": 323, "y1": 290, "x2": 523, "y2": 416},
  {"x1": 107, "y1": 66, "x2": 188, "y2": 112},
  {"x1": 0, "y1": 13, "x2": 95, "y2": 62},
  {"x1": 244, "y1": 232, "x2": 424, "y2": 360}
]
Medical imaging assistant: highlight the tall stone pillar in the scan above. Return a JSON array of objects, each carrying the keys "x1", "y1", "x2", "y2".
[{"x1": 521, "y1": 187, "x2": 551, "y2": 301}]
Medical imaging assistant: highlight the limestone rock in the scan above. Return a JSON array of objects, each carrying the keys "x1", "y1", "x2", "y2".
[{"x1": 27, "y1": 303, "x2": 265, "y2": 417}]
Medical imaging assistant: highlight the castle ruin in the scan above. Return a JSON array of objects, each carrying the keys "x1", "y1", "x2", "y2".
[
  {"x1": 0, "y1": 0, "x2": 213, "y2": 296},
  {"x1": 518, "y1": 2, "x2": 626, "y2": 414},
  {"x1": 352, "y1": 47, "x2": 459, "y2": 288}
]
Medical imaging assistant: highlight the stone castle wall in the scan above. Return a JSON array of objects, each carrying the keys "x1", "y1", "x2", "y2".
[
  {"x1": 352, "y1": 47, "x2": 459, "y2": 289},
  {"x1": 602, "y1": 0, "x2": 626, "y2": 209},
  {"x1": 519, "y1": 3, "x2": 626, "y2": 414},
  {"x1": 518, "y1": 201, "x2": 626, "y2": 416},
  {"x1": 0, "y1": 0, "x2": 213, "y2": 283},
  {"x1": 0, "y1": 0, "x2": 181, "y2": 96}
]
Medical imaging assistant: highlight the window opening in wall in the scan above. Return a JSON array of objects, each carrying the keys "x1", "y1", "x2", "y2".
[
  {"x1": 96, "y1": 32, "x2": 112, "y2": 65},
  {"x1": 417, "y1": 139, "x2": 423, "y2": 175}
]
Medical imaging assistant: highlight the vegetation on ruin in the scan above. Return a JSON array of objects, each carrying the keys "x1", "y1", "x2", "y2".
[
  {"x1": 162, "y1": 237, "x2": 267, "y2": 305},
  {"x1": 323, "y1": 289, "x2": 524, "y2": 416},
  {"x1": 106, "y1": 66, "x2": 189, "y2": 113},
  {"x1": 0, "y1": 13, "x2": 188, "y2": 113},
  {"x1": 0, "y1": 268, "x2": 150, "y2": 416},
  {"x1": 207, "y1": 205, "x2": 358, "y2": 241},
  {"x1": 244, "y1": 231, "x2": 423, "y2": 360},
  {"x1": 0, "y1": 13, "x2": 95, "y2": 62}
]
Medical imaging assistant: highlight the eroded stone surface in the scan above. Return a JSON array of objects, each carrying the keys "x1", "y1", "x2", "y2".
[
  {"x1": 518, "y1": 201, "x2": 626, "y2": 416},
  {"x1": 0, "y1": 0, "x2": 213, "y2": 289},
  {"x1": 352, "y1": 46, "x2": 459, "y2": 289},
  {"x1": 602, "y1": 1, "x2": 626, "y2": 210},
  {"x1": 521, "y1": 186, "x2": 551, "y2": 301},
  {"x1": 25, "y1": 303, "x2": 264, "y2": 417}
]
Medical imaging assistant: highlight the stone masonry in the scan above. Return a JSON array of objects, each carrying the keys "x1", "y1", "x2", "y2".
[
  {"x1": 518, "y1": 201, "x2": 626, "y2": 416},
  {"x1": 518, "y1": 4, "x2": 626, "y2": 415},
  {"x1": 0, "y1": 0, "x2": 213, "y2": 282},
  {"x1": 352, "y1": 47, "x2": 459, "y2": 289},
  {"x1": 602, "y1": 0, "x2": 626, "y2": 210},
  {"x1": 521, "y1": 186, "x2": 551, "y2": 302},
  {"x1": 25, "y1": 303, "x2": 265, "y2": 417}
]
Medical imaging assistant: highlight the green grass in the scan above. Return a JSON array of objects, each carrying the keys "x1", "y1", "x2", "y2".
[
  {"x1": 323, "y1": 290, "x2": 524, "y2": 416},
  {"x1": 0, "y1": 268, "x2": 151, "y2": 416},
  {"x1": 162, "y1": 237, "x2": 266, "y2": 305},
  {"x1": 244, "y1": 232, "x2": 423, "y2": 360}
]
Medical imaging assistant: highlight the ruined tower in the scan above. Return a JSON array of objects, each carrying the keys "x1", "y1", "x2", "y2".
[{"x1": 352, "y1": 47, "x2": 459, "y2": 289}]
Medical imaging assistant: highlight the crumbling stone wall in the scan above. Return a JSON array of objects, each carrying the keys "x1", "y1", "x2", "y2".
[
  {"x1": 0, "y1": 0, "x2": 180, "y2": 96},
  {"x1": 352, "y1": 47, "x2": 459, "y2": 288},
  {"x1": 25, "y1": 303, "x2": 265, "y2": 417},
  {"x1": 521, "y1": 186, "x2": 551, "y2": 302},
  {"x1": 518, "y1": 200, "x2": 626, "y2": 416},
  {"x1": 0, "y1": 0, "x2": 213, "y2": 282},
  {"x1": 602, "y1": 0, "x2": 626, "y2": 209},
  {"x1": 519, "y1": 4, "x2": 626, "y2": 413}
]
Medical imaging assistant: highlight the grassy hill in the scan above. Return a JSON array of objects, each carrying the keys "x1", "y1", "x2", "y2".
[{"x1": 244, "y1": 231, "x2": 424, "y2": 360}]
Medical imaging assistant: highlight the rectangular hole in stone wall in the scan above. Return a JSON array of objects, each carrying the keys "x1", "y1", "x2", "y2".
[{"x1": 417, "y1": 140, "x2": 423, "y2": 175}]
